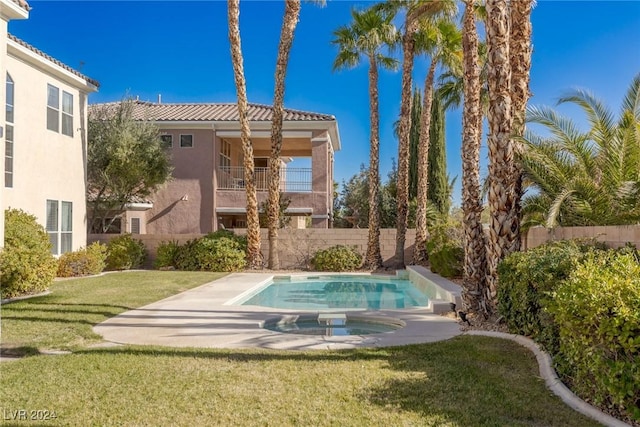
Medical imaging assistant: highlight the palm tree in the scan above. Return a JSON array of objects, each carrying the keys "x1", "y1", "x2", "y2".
[
  {"x1": 460, "y1": 0, "x2": 488, "y2": 315},
  {"x1": 376, "y1": 0, "x2": 457, "y2": 269},
  {"x1": 227, "y1": 0, "x2": 262, "y2": 268},
  {"x1": 521, "y1": 74, "x2": 640, "y2": 228},
  {"x1": 485, "y1": 0, "x2": 514, "y2": 309},
  {"x1": 508, "y1": 0, "x2": 534, "y2": 255},
  {"x1": 332, "y1": 6, "x2": 399, "y2": 270},
  {"x1": 267, "y1": 0, "x2": 301, "y2": 270},
  {"x1": 413, "y1": 17, "x2": 462, "y2": 264}
]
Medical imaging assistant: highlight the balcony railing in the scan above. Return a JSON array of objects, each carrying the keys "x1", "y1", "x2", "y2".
[{"x1": 217, "y1": 166, "x2": 312, "y2": 192}]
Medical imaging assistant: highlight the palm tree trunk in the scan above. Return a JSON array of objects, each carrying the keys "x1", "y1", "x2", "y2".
[
  {"x1": 364, "y1": 55, "x2": 383, "y2": 270},
  {"x1": 485, "y1": 0, "x2": 514, "y2": 310},
  {"x1": 508, "y1": 0, "x2": 533, "y2": 254},
  {"x1": 268, "y1": 0, "x2": 301, "y2": 270},
  {"x1": 393, "y1": 18, "x2": 418, "y2": 269},
  {"x1": 228, "y1": 0, "x2": 262, "y2": 268},
  {"x1": 413, "y1": 60, "x2": 437, "y2": 264},
  {"x1": 461, "y1": 0, "x2": 488, "y2": 315}
]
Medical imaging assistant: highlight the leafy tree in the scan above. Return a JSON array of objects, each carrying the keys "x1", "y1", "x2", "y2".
[
  {"x1": 259, "y1": 194, "x2": 292, "y2": 229},
  {"x1": 87, "y1": 99, "x2": 172, "y2": 233}
]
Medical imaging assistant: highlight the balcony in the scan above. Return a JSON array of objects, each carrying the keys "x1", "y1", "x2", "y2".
[{"x1": 217, "y1": 166, "x2": 312, "y2": 192}]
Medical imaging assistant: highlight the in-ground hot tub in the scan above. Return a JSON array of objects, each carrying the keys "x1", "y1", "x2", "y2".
[{"x1": 262, "y1": 313, "x2": 406, "y2": 336}]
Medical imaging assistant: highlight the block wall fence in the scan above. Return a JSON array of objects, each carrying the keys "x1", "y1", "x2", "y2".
[
  {"x1": 88, "y1": 225, "x2": 640, "y2": 269},
  {"x1": 89, "y1": 229, "x2": 417, "y2": 269}
]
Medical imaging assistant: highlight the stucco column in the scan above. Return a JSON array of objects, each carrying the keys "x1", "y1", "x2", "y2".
[{"x1": 311, "y1": 132, "x2": 329, "y2": 228}]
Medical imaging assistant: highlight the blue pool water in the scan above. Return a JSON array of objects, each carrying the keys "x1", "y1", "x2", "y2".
[{"x1": 240, "y1": 275, "x2": 429, "y2": 310}]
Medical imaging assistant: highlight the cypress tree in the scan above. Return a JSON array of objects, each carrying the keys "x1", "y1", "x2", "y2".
[{"x1": 427, "y1": 94, "x2": 450, "y2": 216}]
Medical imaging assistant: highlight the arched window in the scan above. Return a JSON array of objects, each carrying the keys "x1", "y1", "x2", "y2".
[{"x1": 5, "y1": 73, "x2": 14, "y2": 187}]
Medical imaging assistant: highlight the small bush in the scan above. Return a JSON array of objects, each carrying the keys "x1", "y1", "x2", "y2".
[
  {"x1": 426, "y1": 220, "x2": 463, "y2": 278},
  {"x1": 549, "y1": 252, "x2": 640, "y2": 421},
  {"x1": 154, "y1": 240, "x2": 181, "y2": 269},
  {"x1": 105, "y1": 234, "x2": 146, "y2": 270},
  {"x1": 311, "y1": 245, "x2": 362, "y2": 271},
  {"x1": 174, "y1": 236, "x2": 246, "y2": 272},
  {"x1": 57, "y1": 242, "x2": 107, "y2": 277},
  {"x1": 0, "y1": 209, "x2": 57, "y2": 298},
  {"x1": 204, "y1": 230, "x2": 247, "y2": 251},
  {"x1": 497, "y1": 239, "x2": 601, "y2": 353}
]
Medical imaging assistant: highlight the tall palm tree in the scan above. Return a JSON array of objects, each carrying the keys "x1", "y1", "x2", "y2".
[
  {"x1": 507, "y1": 0, "x2": 533, "y2": 255},
  {"x1": 521, "y1": 74, "x2": 640, "y2": 228},
  {"x1": 460, "y1": 0, "x2": 488, "y2": 315},
  {"x1": 376, "y1": 0, "x2": 456, "y2": 269},
  {"x1": 485, "y1": 0, "x2": 514, "y2": 309},
  {"x1": 332, "y1": 6, "x2": 398, "y2": 270},
  {"x1": 227, "y1": 0, "x2": 262, "y2": 268},
  {"x1": 413, "y1": 17, "x2": 462, "y2": 264},
  {"x1": 267, "y1": 0, "x2": 301, "y2": 270}
]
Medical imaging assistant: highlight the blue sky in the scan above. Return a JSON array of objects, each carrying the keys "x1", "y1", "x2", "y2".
[{"x1": 10, "y1": 1, "x2": 640, "y2": 206}]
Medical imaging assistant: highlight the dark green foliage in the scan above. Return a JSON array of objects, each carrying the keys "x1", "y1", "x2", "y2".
[
  {"x1": 497, "y1": 240, "x2": 602, "y2": 353},
  {"x1": 549, "y1": 252, "x2": 640, "y2": 421},
  {"x1": 57, "y1": 242, "x2": 107, "y2": 277},
  {"x1": 0, "y1": 209, "x2": 57, "y2": 298},
  {"x1": 174, "y1": 236, "x2": 246, "y2": 272},
  {"x1": 426, "y1": 220, "x2": 463, "y2": 278},
  {"x1": 311, "y1": 245, "x2": 362, "y2": 271},
  {"x1": 154, "y1": 240, "x2": 181, "y2": 269},
  {"x1": 408, "y1": 88, "x2": 422, "y2": 200},
  {"x1": 427, "y1": 94, "x2": 450, "y2": 216},
  {"x1": 205, "y1": 230, "x2": 248, "y2": 251},
  {"x1": 258, "y1": 195, "x2": 292, "y2": 229},
  {"x1": 105, "y1": 234, "x2": 146, "y2": 270}
]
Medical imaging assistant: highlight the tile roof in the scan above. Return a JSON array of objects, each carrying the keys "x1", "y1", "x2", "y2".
[
  {"x1": 11, "y1": 0, "x2": 30, "y2": 11},
  {"x1": 95, "y1": 100, "x2": 335, "y2": 122},
  {"x1": 8, "y1": 34, "x2": 100, "y2": 88}
]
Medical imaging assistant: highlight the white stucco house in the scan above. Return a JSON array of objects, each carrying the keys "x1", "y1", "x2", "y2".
[{"x1": 0, "y1": 0, "x2": 98, "y2": 254}]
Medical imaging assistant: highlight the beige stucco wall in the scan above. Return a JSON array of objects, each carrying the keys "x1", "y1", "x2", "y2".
[
  {"x1": 0, "y1": 16, "x2": 7, "y2": 248},
  {"x1": 3, "y1": 47, "x2": 89, "y2": 251}
]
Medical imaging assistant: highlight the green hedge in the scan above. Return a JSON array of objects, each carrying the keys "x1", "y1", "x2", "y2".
[
  {"x1": 550, "y1": 252, "x2": 640, "y2": 420},
  {"x1": 154, "y1": 240, "x2": 181, "y2": 269},
  {"x1": 496, "y1": 240, "x2": 598, "y2": 353},
  {"x1": 0, "y1": 209, "x2": 57, "y2": 298},
  {"x1": 174, "y1": 236, "x2": 246, "y2": 272},
  {"x1": 105, "y1": 234, "x2": 146, "y2": 270},
  {"x1": 311, "y1": 245, "x2": 362, "y2": 272},
  {"x1": 57, "y1": 242, "x2": 107, "y2": 277},
  {"x1": 426, "y1": 220, "x2": 463, "y2": 278}
]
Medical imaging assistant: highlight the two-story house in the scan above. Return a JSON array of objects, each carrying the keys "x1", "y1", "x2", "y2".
[
  {"x1": 0, "y1": 0, "x2": 98, "y2": 253},
  {"x1": 89, "y1": 100, "x2": 341, "y2": 235}
]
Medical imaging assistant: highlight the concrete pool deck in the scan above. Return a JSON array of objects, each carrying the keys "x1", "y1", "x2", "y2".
[{"x1": 94, "y1": 272, "x2": 462, "y2": 351}]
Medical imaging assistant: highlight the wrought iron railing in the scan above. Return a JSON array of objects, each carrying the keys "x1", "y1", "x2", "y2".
[{"x1": 217, "y1": 166, "x2": 312, "y2": 192}]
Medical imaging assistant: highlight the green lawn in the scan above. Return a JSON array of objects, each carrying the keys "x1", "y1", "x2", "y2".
[
  {"x1": 0, "y1": 271, "x2": 601, "y2": 426},
  {"x1": 0, "y1": 271, "x2": 226, "y2": 352}
]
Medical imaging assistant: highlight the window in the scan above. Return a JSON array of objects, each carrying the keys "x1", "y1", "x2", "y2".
[
  {"x1": 5, "y1": 73, "x2": 14, "y2": 188},
  {"x1": 220, "y1": 139, "x2": 231, "y2": 168},
  {"x1": 46, "y1": 200, "x2": 73, "y2": 255},
  {"x1": 180, "y1": 134, "x2": 193, "y2": 148},
  {"x1": 254, "y1": 158, "x2": 268, "y2": 168},
  {"x1": 130, "y1": 218, "x2": 141, "y2": 234},
  {"x1": 160, "y1": 134, "x2": 173, "y2": 148},
  {"x1": 47, "y1": 84, "x2": 73, "y2": 136},
  {"x1": 47, "y1": 84, "x2": 59, "y2": 132}
]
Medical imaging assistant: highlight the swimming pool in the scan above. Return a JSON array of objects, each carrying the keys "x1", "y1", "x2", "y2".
[{"x1": 238, "y1": 275, "x2": 429, "y2": 310}]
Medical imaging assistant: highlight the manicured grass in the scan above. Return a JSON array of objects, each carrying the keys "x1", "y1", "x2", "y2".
[
  {"x1": 0, "y1": 271, "x2": 601, "y2": 426},
  {"x1": 0, "y1": 338, "x2": 600, "y2": 426},
  {"x1": 0, "y1": 271, "x2": 226, "y2": 352}
]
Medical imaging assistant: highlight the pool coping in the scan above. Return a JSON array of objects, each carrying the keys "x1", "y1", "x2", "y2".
[{"x1": 93, "y1": 269, "x2": 463, "y2": 351}]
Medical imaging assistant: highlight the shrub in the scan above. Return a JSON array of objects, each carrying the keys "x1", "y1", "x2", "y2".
[
  {"x1": 549, "y1": 252, "x2": 640, "y2": 421},
  {"x1": 426, "y1": 220, "x2": 463, "y2": 278},
  {"x1": 311, "y1": 245, "x2": 362, "y2": 271},
  {"x1": 497, "y1": 239, "x2": 601, "y2": 353},
  {"x1": 174, "y1": 236, "x2": 246, "y2": 272},
  {"x1": 57, "y1": 242, "x2": 107, "y2": 277},
  {"x1": 105, "y1": 234, "x2": 146, "y2": 270},
  {"x1": 0, "y1": 209, "x2": 57, "y2": 298},
  {"x1": 154, "y1": 240, "x2": 181, "y2": 269},
  {"x1": 204, "y1": 230, "x2": 247, "y2": 251}
]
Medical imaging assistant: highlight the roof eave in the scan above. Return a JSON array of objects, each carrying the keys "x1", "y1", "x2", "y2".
[
  {"x1": 8, "y1": 38, "x2": 99, "y2": 93},
  {"x1": 1, "y1": 0, "x2": 29, "y2": 20}
]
